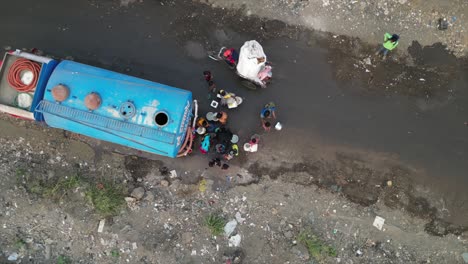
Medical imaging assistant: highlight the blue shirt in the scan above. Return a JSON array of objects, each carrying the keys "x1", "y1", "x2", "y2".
[{"x1": 260, "y1": 103, "x2": 276, "y2": 118}]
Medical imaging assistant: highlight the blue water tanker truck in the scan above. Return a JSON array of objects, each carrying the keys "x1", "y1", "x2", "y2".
[{"x1": 0, "y1": 50, "x2": 197, "y2": 158}]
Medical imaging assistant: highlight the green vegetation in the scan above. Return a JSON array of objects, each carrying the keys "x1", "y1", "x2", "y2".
[
  {"x1": 111, "y1": 249, "x2": 120, "y2": 258},
  {"x1": 14, "y1": 238, "x2": 26, "y2": 249},
  {"x1": 57, "y1": 255, "x2": 72, "y2": 264},
  {"x1": 86, "y1": 181, "x2": 125, "y2": 217},
  {"x1": 298, "y1": 230, "x2": 337, "y2": 262},
  {"x1": 204, "y1": 213, "x2": 226, "y2": 236},
  {"x1": 18, "y1": 169, "x2": 127, "y2": 217},
  {"x1": 44, "y1": 175, "x2": 81, "y2": 198}
]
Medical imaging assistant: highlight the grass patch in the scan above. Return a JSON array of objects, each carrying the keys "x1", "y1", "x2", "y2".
[
  {"x1": 110, "y1": 249, "x2": 120, "y2": 257},
  {"x1": 86, "y1": 181, "x2": 125, "y2": 217},
  {"x1": 44, "y1": 175, "x2": 81, "y2": 198},
  {"x1": 204, "y1": 213, "x2": 226, "y2": 236},
  {"x1": 57, "y1": 255, "x2": 71, "y2": 264},
  {"x1": 298, "y1": 230, "x2": 337, "y2": 262},
  {"x1": 14, "y1": 238, "x2": 26, "y2": 249}
]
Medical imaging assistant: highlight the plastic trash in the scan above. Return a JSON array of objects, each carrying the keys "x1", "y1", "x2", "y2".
[
  {"x1": 228, "y1": 234, "x2": 241, "y2": 247},
  {"x1": 275, "y1": 122, "x2": 282, "y2": 131},
  {"x1": 210, "y1": 100, "x2": 219, "y2": 108},
  {"x1": 98, "y1": 219, "x2": 105, "y2": 233},
  {"x1": 373, "y1": 216, "x2": 385, "y2": 230},
  {"x1": 224, "y1": 219, "x2": 237, "y2": 237},
  {"x1": 235, "y1": 212, "x2": 245, "y2": 224},
  {"x1": 462, "y1": 252, "x2": 468, "y2": 263},
  {"x1": 8, "y1": 252, "x2": 18, "y2": 261},
  {"x1": 231, "y1": 134, "x2": 239, "y2": 144}
]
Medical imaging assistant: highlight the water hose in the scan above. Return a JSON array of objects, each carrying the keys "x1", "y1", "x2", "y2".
[{"x1": 7, "y1": 58, "x2": 41, "y2": 92}]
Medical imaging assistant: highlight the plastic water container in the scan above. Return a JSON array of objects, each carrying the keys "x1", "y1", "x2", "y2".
[{"x1": 275, "y1": 122, "x2": 282, "y2": 131}]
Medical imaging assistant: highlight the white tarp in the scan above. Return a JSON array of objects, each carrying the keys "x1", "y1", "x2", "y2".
[{"x1": 236, "y1": 40, "x2": 267, "y2": 83}]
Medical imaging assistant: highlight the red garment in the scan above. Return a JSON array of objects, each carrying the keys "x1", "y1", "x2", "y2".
[{"x1": 223, "y1": 49, "x2": 236, "y2": 65}]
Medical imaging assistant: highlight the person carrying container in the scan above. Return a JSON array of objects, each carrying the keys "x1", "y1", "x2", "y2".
[
  {"x1": 260, "y1": 102, "x2": 276, "y2": 131},
  {"x1": 375, "y1": 33, "x2": 399, "y2": 59}
]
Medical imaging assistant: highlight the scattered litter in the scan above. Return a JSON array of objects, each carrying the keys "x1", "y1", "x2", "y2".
[
  {"x1": 132, "y1": 242, "x2": 137, "y2": 250},
  {"x1": 170, "y1": 170, "x2": 177, "y2": 178},
  {"x1": 224, "y1": 219, "x2": 237, "y2": 237},
  {"x1": 386, "y1": 180, "x2": 393, "y2": 187},
  {"x1": 462, "y1": 253, "x2": 468, "y2": 263},
  {"x1": 235, "y1": 212, "x2": 245, "y2": 224},
  {"x1": 373, "y1": 216, "x2": 385, "y2": 230},
  {"x1": 275, "y1": 122, "x2": 283, "y2": 131},
  {"x1": 198, "y1": 179, "x2": 207, "y2": 192},
  {"x1": 191, "y1": 250, "x2": 197, "y2": 256},
  {"x1": 438, "y1": 18, "x2": 448, "y2": 30},
  {"x1": 98, "y1": 219, "x2": 105, "y2": 233},
  {"x1": 356, "y1": 249, "x2": 363, "y2": 256},
  {"x1": 363, "y1": 57, "x2": 372, "y2": 65},
  {"x1": 228, "y1": 234, "x2": 241, "y2": 247},
  {"x1": 8, "y1": 252, "x2": 18, "y2": 261},
  {"x1": 419, "y1": 78, "x2": 426, "y2": 81}
]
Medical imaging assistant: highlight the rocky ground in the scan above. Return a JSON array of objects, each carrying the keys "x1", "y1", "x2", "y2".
[
  {"x1": 0, "y1": 116, "x2": 467, "y2": 263},
  {"x1": 194, "y1": 0, "x2": 468, "y2": 57}
]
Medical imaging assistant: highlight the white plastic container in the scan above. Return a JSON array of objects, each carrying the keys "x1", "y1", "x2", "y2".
[{"x1": 275, "y1": 122, "x2": 282, "y2": 131}]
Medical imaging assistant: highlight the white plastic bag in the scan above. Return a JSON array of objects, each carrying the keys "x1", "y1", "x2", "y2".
[{"x1": 236, "y1": 40, "x2": 267, "y2": 82}]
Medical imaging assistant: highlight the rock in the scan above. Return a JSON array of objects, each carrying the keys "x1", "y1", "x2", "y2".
[
  {"x1": 181, "y1": 232, "x2": 193, "y2": 245},
  {"x1": 131, "y1": 187, "x2": 145, "y2": 200},
  {"x1": 47, "y1": 170, "x2": 55, "y2": 179},
  {"x1": 124, "y1": 197, "x2": 139, "y2": 210},
  {"x1": 144, "y1": 191, "x2": 154, "y2": 201},
  {"x1": 284, "y1": 231, "x2": 294, "y2": 239},
  {"x1": 160, "y1": 180, "x2": 170, "y2": 187},
  {"x1": 291, "y1": 244, "x2": 310, "y2": 260}
]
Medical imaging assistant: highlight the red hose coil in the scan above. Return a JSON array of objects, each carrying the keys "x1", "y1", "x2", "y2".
[{"x1": 7, "y1": 58, "x2": 41, "y2": 92}]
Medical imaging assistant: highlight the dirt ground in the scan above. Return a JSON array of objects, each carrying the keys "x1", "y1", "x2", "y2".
[
  {"x1": 0, "y1": 116, "x2": 467, "y2": 263},
  {"x1": 194, "y1": 0, "x2": 468, "y2": 57}
]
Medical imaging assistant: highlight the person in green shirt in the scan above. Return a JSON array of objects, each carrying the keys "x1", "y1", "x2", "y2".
[{"x1": 375, "y1": 33, "x2": 399, "y2": 59}]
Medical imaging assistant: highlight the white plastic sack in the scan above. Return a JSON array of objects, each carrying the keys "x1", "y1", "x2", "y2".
[
  {"x1": 224, "y1": 219, "x2": 238, "y2": 237},
  {"x1": 228, "y1": 234, "x2": 241, "y2": 247},
  {"x1": 236, "y1": 40, "x2": 267, "y2": 83}
]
